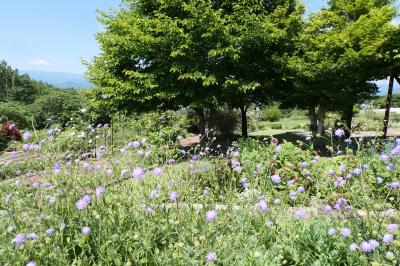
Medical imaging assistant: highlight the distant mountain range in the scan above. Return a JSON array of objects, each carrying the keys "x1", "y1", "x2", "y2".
[
  {"x1": 20, "y1": 70, "x2": 94, "y2": 89},
  {"x1": 17, "y1": 69, "x2": 400, "y2": 95}
]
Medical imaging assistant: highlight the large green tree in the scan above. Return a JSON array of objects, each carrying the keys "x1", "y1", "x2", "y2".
[
  {"x1": 86, "y1": 0, "x2": 304, "y2": 137},
  {"x1": 284, "y1": 0, "x2": 397, "y2": 137}
]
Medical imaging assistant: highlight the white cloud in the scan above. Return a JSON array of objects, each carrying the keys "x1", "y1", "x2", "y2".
[{"x1": 29, "y1": 59, "x2": 50, "y2": 65}]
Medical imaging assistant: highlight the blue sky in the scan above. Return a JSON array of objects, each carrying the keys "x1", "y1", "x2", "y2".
[{"x1": 0, "y1": 0, "x2": 397, "y2": 74}]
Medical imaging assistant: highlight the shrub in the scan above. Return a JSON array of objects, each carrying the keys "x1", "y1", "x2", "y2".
[
  {"x1": 0, "y1": 101, "x2": 31, "y2": 129},
  {"x1": 261, "y1": 106, "x2": 282, "y2": 122},
  {"x1": 270, "y1": 122, "x2": 283, "y2": 129},
  {"x1": 0, "y1": 130, "x2": 9, "y2": 151}
]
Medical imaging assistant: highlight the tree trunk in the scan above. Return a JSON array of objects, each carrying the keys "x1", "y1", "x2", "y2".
[
  {"x1": 194, "y1": 108, "x2": 206, "y2": 136},
  {"x1": 317, "y1": 105, "x2": 326, "y2": 136},
  {"x1": 383, "y1": 76, "x2": 395, "y2": 139},
  {"x1": 308, "y1": 106, "x2": 317, "y2": 137},
  {"x1": 240, "y1": 105, "x2": 248, "y2": 138},
  {"x1": 341, "y1": 104, "x2": 353, "y2": 139}
]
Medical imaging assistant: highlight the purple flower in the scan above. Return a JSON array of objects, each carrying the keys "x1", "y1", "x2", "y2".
[
  {"x1": 12, "y1": 233, "x2": 26, "y2": 245},
  {"x1": 203, "y1": 189, "x2": 209, "y2": 196},
  {"x1": 335, "y1": 128, "x2": 345, "y2": 137},
  {"x1": 206, "y1": 210, "x2": 217, "y2": 222},
  {"x1": 275, "y1": 145, "x2": 282, "y2": 153},
  {"x1": 328, "y1": 228, "x2": 336, "y2": 236},
  {"x1": 323, "y1": 205, "x2": 333, "y2": 213},
  {"x1": 76, "y1": 195, "x2": 91, "y2": 210},
  {"x1": 143, "y1": 207, "x2": 153, "y2": 216},
  {"x1": 341, "y1": 228, "x2": 351, "y2": 237},
  {"x1": 289, "y1": 191, "x2": 297, "y2": 200},
  {"x1": 22, "y1": 131, "x2": 31, "y2": 141},
  {"x1": 386, "y1": 224, "x2": 398, "y2": 232},
  {"x1": 349, "y1": 243, "x2": 358, "y2": 251},
  {"x1": 169, "y1": 191, "x2": 178, "y2": 201},
  {"x1": 150, "y1": 190, "x2": 160, "y2": 199},
  {"x1": 96, "y1": 186, "x2": 105, "y2": 198},
  {"x1": 81, "y1": 226, "x2": 91, "y2": 236},
  {"x1": 388, "y1": 181, "x2": 400, "y2": 189},
  {"x1": 360, "y1": 103, "x2": 369, "y2": 110},
  {"x1": 153, "y1": 167, "x2": 163, "y2": 177},
  {"x1": 287, "y1": 180, "x2": 295, "y2": 186},
  {"x1": 293, "y1": 209, "x2": 306, "y2": 219},
  {"x1": 300, "y1": 162, "x2": 308, "y2": 168},
  {"x1": 45, "y1": 228, "x2": 55, "y2": 237},
  {"x1": 168, "y1": 159, "x2": 176, "y2": 164},
  {"x1": 344, "y1": 138, "x2": 352, "y2": 144},
  {"x1": 232, "y1": 151, "x2": 240, "y2": 157},
  {"x1": 271, "y1": 174, "x2": 281, "y2": 184},
  {"x1": 105, "y1": 168, "x2": 113, "y2": 175},
  {"x1": 359, "y1": 241, "x2": 372, "y2": 253},
  {"x1": 379, "y1": 154, "x2": 389, "y2": 162},
  {"x1": 273, "y1": 198, "x2": 281, "y2": 205},
  {"x1": 376, "y1": 177, "x2": 383, "y2": 184},
  {"x1": 327, "y1": 169, "x2": 336, "y2": 175},
  {"x1": 27, "y1": 233, "x2": 39, "y2": 240},
  {"x1": 22, "y1": 144, "x2": 31, "y2": 152},
  {"x1": 297, "y1": 186, "x2": 305, "y2": 193},
  {"x1": 351, "y1": 168, "x2": 362, "y2": 175},
  {"x1": 369, "y1": 239, "x2": 379, "y2": 250},
  {"x1": 26, "y1": 262, "x2": 36, "y2": 266},
  {"x1": 382, "y1": 234, "x2": 393, "y2": 244},
  {"x1": 257, "y1": 198, "x2": 269, "y2": 213},
  {"x1": 241, "y1": 178, "x2": 249, "y2": 188},
  {"x1": 205, "y1": 252, "x2": 217, "y2": 263},
  {"x1": 47, "y1": 129, "x2": 55, "y2": 136},
  {"x1": 120, "y1": 147, "x2": 127, "y2": 154},
  {"x1": 132, "y1": 167, "x2": 145, "y2": 179}
]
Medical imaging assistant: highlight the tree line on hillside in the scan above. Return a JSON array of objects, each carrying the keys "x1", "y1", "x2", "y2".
[
  {"x1": 0, "y1": 60, "x2": 82, "y2": 129},
  {"x1": 86, "y1": 0, "x2": 400, "y2": 138}
]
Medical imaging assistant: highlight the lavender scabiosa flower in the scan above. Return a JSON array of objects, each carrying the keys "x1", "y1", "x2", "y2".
[
  {"x1": 369, "y1": 239, "x2": 379, "y2": 250},
  {"x1": 275, "y1": 145, "x2": 282, "y2": 153},
  {"x1": 359, "y1": 241, "x2": 372, "y2": 253},
  {"x1": 232, "y1": 151, "x2": 240, "y2": 157},
  {"x1": 300, "y1": 161, "x2": 308, "y2": 168},
  {"x1": 341, "y1": 228, "x2": 351, "y2": 237},
  {"x1": 273, "y1": 198, "x2": 281, "y2": 205},
  {"x1": 22, "y1": 144, "x2": 31, "y2": 151},
  {"x1": 150, "y1": 190, "x2": 160, "y2": 199},
  {"x1": 206, "y1": 210, "x2": 217, "y2": 222},
  {"x1": 203, "y1": 189, "x2": 209, "y2": 196},
  {"x1": 76, "y1": 195, "x2": 91, "y2": 210},
  {"x1": 382, "y1": 234, "x2": 393, "y2": 244},
  {"x1": 293, "y1": 209, "x2": 306, "y2": 219},
  {"x1": 257, "y1": 198, "x2": 269, "y2": 213},
  {"x1": 388, "y1": 181, "x2": 400, "y2": 189},
  {"x1": 352, "y1": 168, "x2": 362, "y2": 175},
  {"x1": 271, "y1": 174, "x2": 281, "y2": 184},
  {"x1": 12, "y1": 233, "x2": 26, "y2": 245},
  {"x1": 27, "y1": 233, "x2": 39, "y2": 240},
  {"x1": 241, "y1": 178, "x2": 249, "y2": 189},
  {"x1": 205, "y1": 252, "x2": 217, "y2": 263},
  {"x1": 132, "y1": 167, "x2": 145, "y2": 179},
  {"x1": 153, "y1": 167, "x2": 163, "y2": 177},
  {"x1": 376, "y1": 177, "x2": 383, "y2": 184},
  {"x1": 328, "y1": 228, "x2": 336, "y2": 236},
  {"x1": 26, "y1": 261, "x2": 36, "y2": 266},
  {"x1": 81, "y1": 226, "x2": 91, "y2": 236},
  {"x1": 105, "y1": 168, "x2": 113, "y2": 175},
  {"x1": 344, "y1": 138, "x2": 352, "y2": 144},
  {"x1": 297, "y1": 186, "x2": 305, "y2": 193},
  {"x1": 334, "y1": 128, "x2": 345, "y2": 137},
  {"x1": 22, "y1": 131, "x2": 31, "y2": 141},
  {"x1": 380, "y1": 154, "x2": 389, "y2": 162},
  {"x1": 145, "y1": 207, "x2": 154, "y2": 215},
  {"x1": 349, "y1": 243, "x2": 358, "y2": 251},
  {"x1": 45, "y1": 228, "x2": 55, "y2": 237},
  {"x1": 287, "y1": 180, "x2": 295, "y2": 186},
  {"x1": 289, "y1": 191, "x2": 297, "y2": 200},
  {"x1": 96, "y1": 186, "x2": 105, "y2": 198},
  {"x1": 169, "y1": 191, "x2": 178, "y2": 201},
  {"x1": 327, "y1": 169, "x2": 336, "y2": 175},
  {"x1": 386, "y1": 224, "x2": 398, "y2": 232},
  {"x1": 137, "y1": 150, "x2": 145, "y2": 157}
]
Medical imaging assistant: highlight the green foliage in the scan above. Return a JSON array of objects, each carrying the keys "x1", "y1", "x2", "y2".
[
  {"x1": 0, "y1": 101, "x2": 31, "y2": 129},
  {"x1": 30, "y1": 89, "x2": 82, "y2": 128},
  {"x1": 262, "y1": 106, "x2": 283, "y2": 122},
  {"x1": 0, "y1": 130, "x2": 9, "y2": 151}
]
